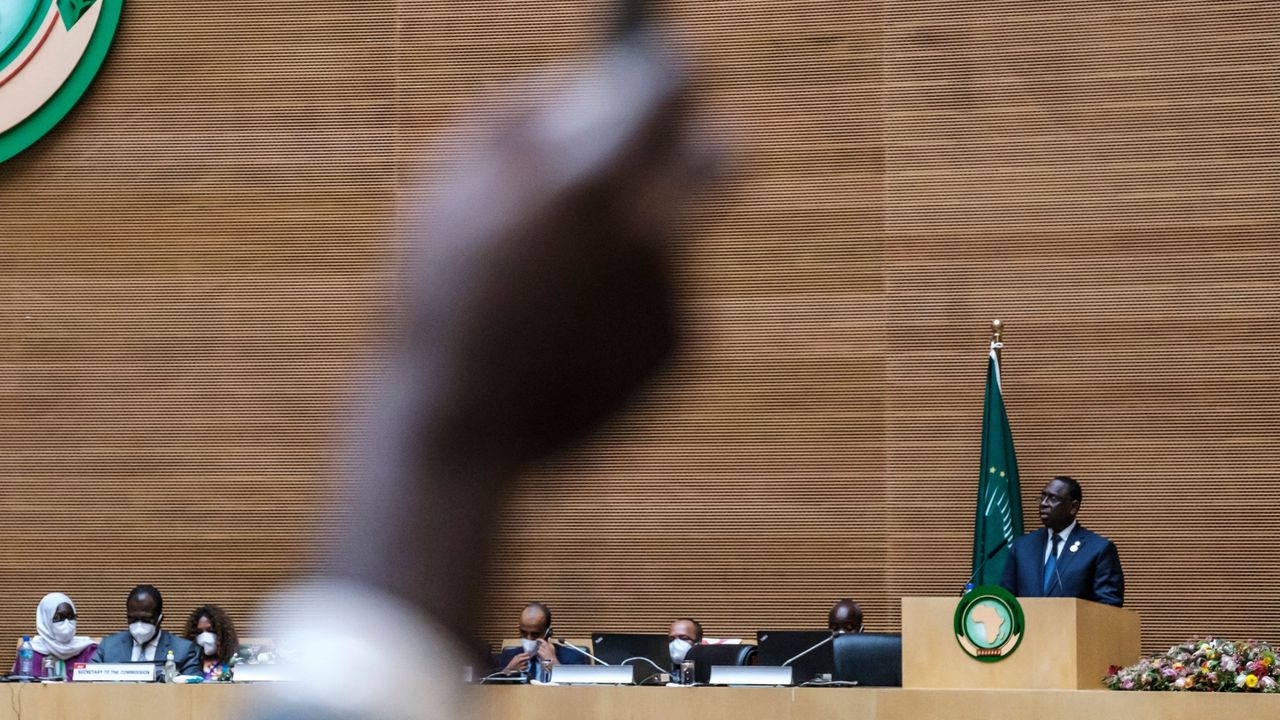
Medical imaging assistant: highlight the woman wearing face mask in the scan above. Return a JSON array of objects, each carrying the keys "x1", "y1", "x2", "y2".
[
  {"x1": 11, "y1": 593, "x2": 98, "y2": 679},
  {"x1": 182, "y1": 604, "x2": 241, "y2": 680}
]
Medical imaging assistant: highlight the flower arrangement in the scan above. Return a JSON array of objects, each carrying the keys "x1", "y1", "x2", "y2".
[{"x1": 1106, "y1": 638, "x2": 1280, "y2": 692}]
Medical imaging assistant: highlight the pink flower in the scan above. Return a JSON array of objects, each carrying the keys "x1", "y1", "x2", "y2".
[{"x1": 1262, "y1": 676, "x2": 1277, "y2": 691}]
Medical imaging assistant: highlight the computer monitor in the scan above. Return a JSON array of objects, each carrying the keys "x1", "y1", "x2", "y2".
[
  {"x1": 590, "y1": 633, "x2": 670, "y2": 683},
  {"x1": 756, "y1": 630, "x2": 834, "y2": 685}
]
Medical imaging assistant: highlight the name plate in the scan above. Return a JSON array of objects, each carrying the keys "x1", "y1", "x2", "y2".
[
  {"x1": 230, "y1": 664, "x2": 290, "y2": 682},
  {"x1": 709, "y1": 665, "x2": 793, "y2": 686},
  {"x1": 549, "y1": 664, "x2": 636, "y2": 685},
  {"x1": 70, "y1": 664, "x2": 157, "y2": 683}
]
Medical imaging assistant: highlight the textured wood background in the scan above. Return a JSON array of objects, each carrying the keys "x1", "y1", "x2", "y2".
[{"x1": 0, "y1": 0, "x2": 1276, "y2": 667}]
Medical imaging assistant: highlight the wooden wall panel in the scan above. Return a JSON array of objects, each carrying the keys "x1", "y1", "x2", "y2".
[
  {"x1": 0, "y1": 0, "x2": 401, "y2": 662},
  {"x1": 477, "y1": 0, "x2": 888, "y2": 643},
  {"x1": 881, "y1": 0, "x2": 1280, "y2": 653},
  {"x1": 0, "y1": 0, "x2": 1276, "y2": 668}
]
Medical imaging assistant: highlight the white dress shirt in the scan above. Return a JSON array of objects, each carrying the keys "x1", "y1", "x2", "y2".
[{"x1": 1043, "y1": 520, "x2": 1077, "y2": 563}]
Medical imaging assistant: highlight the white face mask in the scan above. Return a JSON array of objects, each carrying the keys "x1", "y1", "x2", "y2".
[
  {"x1": 51, "y1": 619, "x2": 76, "y2": 644},
  {"x1": 196, "y1": 631, "x2": 217, "y2": 655},
  {"x1": 129, "y1": 621, "x2": 158, "y2": 645},
  {"x1": 669, "y1": 638, "x2": 693, "y2": 664},
  {"x1": 520, "y1": 639, "x2": 540, "y2": 655}
]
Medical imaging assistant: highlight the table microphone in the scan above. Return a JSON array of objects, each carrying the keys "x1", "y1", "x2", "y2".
[
  {"x1": 781, "y1": 632, "x2": 836, "y2": 667},
  {"x1": 962, "y1": 536, "x2": 1011, "y2": 592},
  {"x1": 553, "y1": 640, "x2": 613, "y2": 666}
]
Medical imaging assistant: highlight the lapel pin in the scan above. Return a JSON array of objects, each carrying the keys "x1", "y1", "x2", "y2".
[{"x1": 1070, "y1": 541, "x2": 1080, "y2": 553}]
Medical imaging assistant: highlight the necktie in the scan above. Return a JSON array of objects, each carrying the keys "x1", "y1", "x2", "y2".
[{"x1": 1043, "y1": 534, "x2": 1062, "y2": 595}]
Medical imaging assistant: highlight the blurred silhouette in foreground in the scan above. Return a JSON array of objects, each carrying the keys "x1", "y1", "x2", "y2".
[{"x1": 259, "y1": 24, "x2": 709, "y2": 720}]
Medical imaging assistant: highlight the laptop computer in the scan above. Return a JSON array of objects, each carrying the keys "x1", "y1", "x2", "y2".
[{"x1": 590, "y1": 633, "x2": 669, "y2": 683}]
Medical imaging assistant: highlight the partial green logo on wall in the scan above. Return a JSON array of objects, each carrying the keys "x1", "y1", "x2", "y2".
[
  {"x1": 0, "y1": 0, "x2": 122, "y2": 163},
  {"x1": 954, "y1": 585, "x2": 1024, "y2": 662}
]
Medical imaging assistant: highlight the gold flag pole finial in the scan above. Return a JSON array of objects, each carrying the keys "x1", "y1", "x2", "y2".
[{"x1": 991, "y1": 319, "x2": 1004, "y2": 359}]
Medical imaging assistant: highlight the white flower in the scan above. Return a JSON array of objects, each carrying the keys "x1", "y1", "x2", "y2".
[{"x1": 1236, "y1": 673, "x2": 1248, "y2": 688}]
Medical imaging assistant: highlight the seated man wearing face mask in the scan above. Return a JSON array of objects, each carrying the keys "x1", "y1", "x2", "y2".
[
  {"x1": 90, "y1": 584, "x2": 201, "y2": 675},
  {"x1": 494, "y1": 602, "x2": 587, "y2": 681},
  {"x1": 667, "y1": 618, "x2": 703, "y2": 682}
]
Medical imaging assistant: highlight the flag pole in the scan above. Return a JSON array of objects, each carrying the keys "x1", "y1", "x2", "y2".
[{"x1": 991, "y1": 319, "x2": 1003, "y2": 360}]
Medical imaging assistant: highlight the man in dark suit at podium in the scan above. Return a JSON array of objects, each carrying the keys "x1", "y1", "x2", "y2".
[{"x1": 1000, "y1": 476, "x2": 1124, "y2": 607}]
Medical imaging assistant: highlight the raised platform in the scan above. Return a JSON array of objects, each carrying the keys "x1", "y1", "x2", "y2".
[
  {"x1": 478, "y1": 686, "x2": 1279, "y2": 720},
  {"x1": 2, "y1": 683, "x2": 1277, "y2": 720}
]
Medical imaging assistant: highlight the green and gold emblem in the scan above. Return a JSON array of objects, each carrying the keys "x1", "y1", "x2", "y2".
[
  {"x1": 954, "y1": 585, "x2": 1024, "y2": 662},
  {"x1": 0, "y1": 0, "x2": 122, "y2": 163}
]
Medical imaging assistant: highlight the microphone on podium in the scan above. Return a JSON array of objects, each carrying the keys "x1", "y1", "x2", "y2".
[{"x1": 963, "y1": 536, "x2": 1011, "y2": 593}]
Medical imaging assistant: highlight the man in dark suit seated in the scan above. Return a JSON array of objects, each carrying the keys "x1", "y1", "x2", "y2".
[
  {"x1": 90, "y1": 585, "x2": 201, "y2": 675},
  {"x1": 1000, "y1": 476, "x2": 1124, "y2": 607},
  {"x1": 494, "y1": 602, "x2": 587, "y2": 681}
]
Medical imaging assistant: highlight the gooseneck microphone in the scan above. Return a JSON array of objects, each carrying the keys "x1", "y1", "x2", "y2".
[
  {"x1": 781, "y1": 632, "x2": 836, "y2": 667},
  {"x1": 962, "y1": 535, "x2": 1012, "y2": 592},
  {"x1": 553, "y1": 640, "x2": 613, "y2": 666}
]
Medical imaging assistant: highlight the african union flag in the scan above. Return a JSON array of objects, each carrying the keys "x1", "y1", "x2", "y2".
[{"x1": 971, "y1": 332, "x2": 1022, "y2": 586}]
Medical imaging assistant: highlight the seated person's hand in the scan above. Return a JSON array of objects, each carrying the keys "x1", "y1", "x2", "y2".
[
  {"x1": 533, "y1": 639, "x2": 558, "y2": 665},
  {"x1": 502, "y1": 651, "x2": 532, "y2": 675}
]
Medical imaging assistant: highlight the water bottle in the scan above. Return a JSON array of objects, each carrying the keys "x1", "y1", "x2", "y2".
[
  {"x1": 163, "y1": 650, "x2": 177, "y2": 682},
  {"x1": 17, "y1": 637, "x2": 34, "y2": 678},
  {"x1": 41, "y1": 655, "x2": 53, "y2": 679}
]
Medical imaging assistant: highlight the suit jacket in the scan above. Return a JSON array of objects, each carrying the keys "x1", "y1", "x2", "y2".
[
  {"x1": 90, "y1": 629, "x2": 201, "y2": 675},
  {"x1": 999, "y1": 524, "x2": 1124, "y2": 607}
]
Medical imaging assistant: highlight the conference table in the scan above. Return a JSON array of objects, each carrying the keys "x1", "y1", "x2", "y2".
[{"x1": 2, "y1": 682, "x2": 1277, "y2": 719}]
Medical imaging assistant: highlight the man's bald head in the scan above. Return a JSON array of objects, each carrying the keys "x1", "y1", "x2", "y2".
[
  {"x1": 519, "y1": 601, "x2": 552, "y2": 639},
  {"x1": 828, "y1": 599, "x2": 863, "y2": 634}
]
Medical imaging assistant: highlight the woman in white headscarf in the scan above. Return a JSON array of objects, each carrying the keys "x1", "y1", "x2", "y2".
[{"x1": 11, "y1": 593, "x2": 98, "y2": 679}]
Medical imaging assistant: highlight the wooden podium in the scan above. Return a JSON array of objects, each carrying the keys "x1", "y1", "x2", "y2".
[{"x1": 901, "y1": 597, "x2": 1140, "y2": 690}]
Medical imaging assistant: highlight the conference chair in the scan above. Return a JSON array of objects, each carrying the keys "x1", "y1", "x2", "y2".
[
  {"x1": 685, "y1": 643, "x2": 757, "y2": 684},
  {"x1": 832, "y1": 633, "x2": 901, "y2": 687}
]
